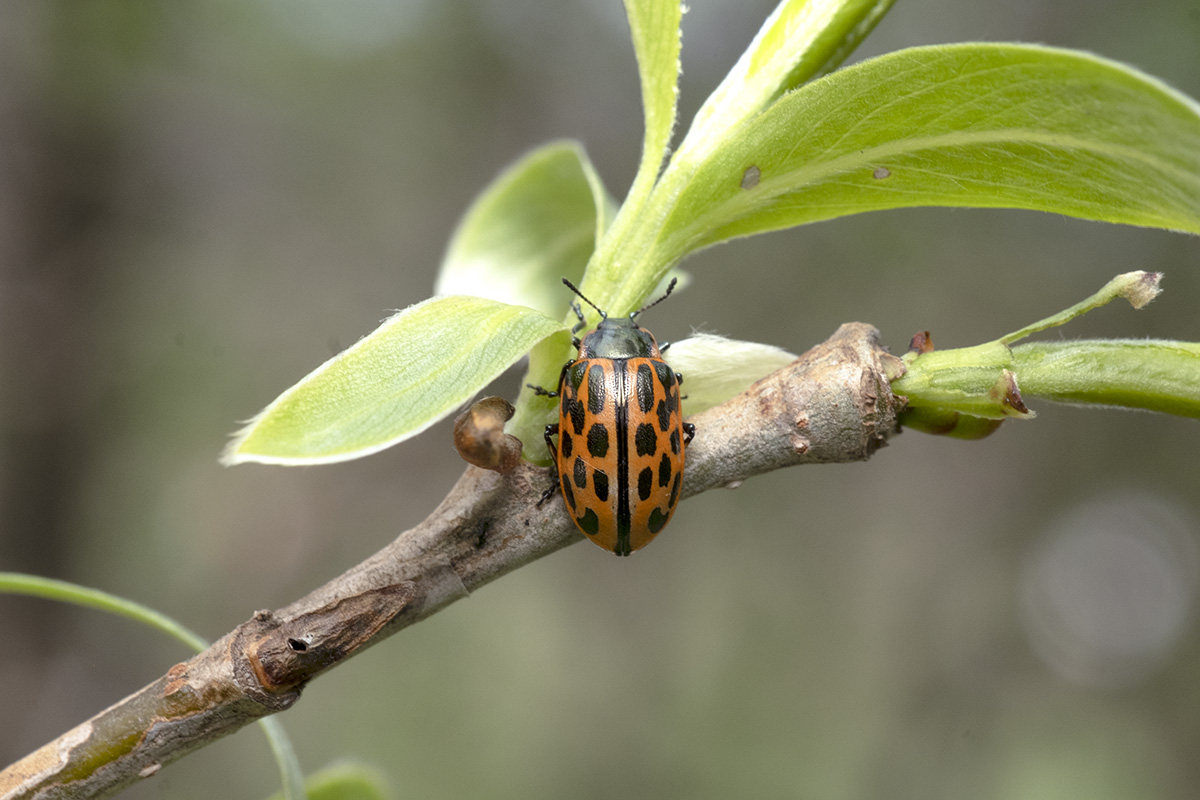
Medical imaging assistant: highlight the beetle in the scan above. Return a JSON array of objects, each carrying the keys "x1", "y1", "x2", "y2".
[{"x1": 531, "y1": 278, "x2": 695, "y2": 556}]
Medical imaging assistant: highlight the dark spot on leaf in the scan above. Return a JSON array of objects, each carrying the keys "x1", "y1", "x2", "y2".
[{"x1": 741, "y1": 165, "x2": 761, "y2": 189}]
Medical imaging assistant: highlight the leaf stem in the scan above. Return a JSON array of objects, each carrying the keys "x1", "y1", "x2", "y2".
[
  {"x1": 892, "y1": 271, "x2": 1196, "y2": 429},
  {"x1": 998, "y1": 271, "x2": 1162, "y2": 344}
]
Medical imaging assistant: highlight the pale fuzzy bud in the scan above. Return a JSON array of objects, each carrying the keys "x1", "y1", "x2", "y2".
[
  {"x1": 1116, "y1": 271, "x2": 1163, "y2": 310},
  {"x1": 665, "y1": 333, "x2": 798, "y2": 414}
]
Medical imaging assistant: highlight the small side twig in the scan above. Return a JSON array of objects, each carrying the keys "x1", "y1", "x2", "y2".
[{"x1": 0, "y1": 322, "x2": 902, "y2": 800}]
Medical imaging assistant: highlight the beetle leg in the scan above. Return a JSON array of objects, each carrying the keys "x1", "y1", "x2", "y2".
[
  {"x1": 570, "y1": 301, "x2": 588, "y2": 333},
  {"x1": 659, "y1": 341, "x2": 671, "y2": 354},
  {"x1": 527, "y1": 383, "x2": 559, "y2": 398},
  {"x1": 537, "y1": 423, "x2": 561, "y2": 507},
  {"x1": 683, "y1": 421, "x2": 696, "y2": 445}
]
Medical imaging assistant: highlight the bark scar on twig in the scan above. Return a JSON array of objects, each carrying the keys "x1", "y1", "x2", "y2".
[{"x1": 240, "y1": 582, "x2": 417, "y2": 695}]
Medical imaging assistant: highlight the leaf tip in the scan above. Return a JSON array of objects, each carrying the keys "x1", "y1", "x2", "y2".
[{"x1": 218, "y1": 411, "x2": 269, "y2": 467}]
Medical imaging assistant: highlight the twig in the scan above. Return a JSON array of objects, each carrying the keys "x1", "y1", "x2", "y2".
[{"x1": 0, "y1": 323, "x2": 903, "y2": 800}]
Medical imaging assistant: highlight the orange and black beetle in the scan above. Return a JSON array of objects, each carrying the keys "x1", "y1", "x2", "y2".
[{"x1": 532, "y1": 278, "x2": 695, "y2": 556}]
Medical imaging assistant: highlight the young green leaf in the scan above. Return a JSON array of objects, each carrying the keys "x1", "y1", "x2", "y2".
[
  {"x1": 659, "y1": 43, "x2": 1200, "y2": 260},
  {"x1": 577, "y1": 0, "x2": 683, "y2": 314},
  {"x1": 223, "y1": 296, "x2": 568, "y2": 465},
  {"x1": 564, "y1": 0, "x2": 682, "y2": 315},
  {"x1": 621, "y1": 0, "x2": 682, "y2": 209},
  {"x1": 676, "y1": 0, "x2": 895, "y2": 163},
  {"x1": 435, "y1": 141, "x2": 613, "y2": 317}
]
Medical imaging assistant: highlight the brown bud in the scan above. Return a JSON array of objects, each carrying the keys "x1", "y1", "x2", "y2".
[
  {"x1": 453, "y1": 396, "x2": 523, "y2": 473},
  {"x1": 908, "y1": 330, "x2": 934, "y2": 354},
  {"x1": 989, "y1": 369, "x2": 1033, "y2": 417}
]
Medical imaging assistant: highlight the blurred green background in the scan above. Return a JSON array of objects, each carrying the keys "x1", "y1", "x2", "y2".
[{"x1": 2, "y1": 1, "x2": 1199, "y2": 798}]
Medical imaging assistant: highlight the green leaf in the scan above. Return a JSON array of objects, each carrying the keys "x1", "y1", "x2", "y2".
[
  {"x1": 676, "y1": 0, "x2": 895, "y2": 163},
  {"x1": 223, "y1": 296, "x2": 567, "y2": 465},
  {"x1": 577, "y1": 0, "x2": 682, "y2": 315},
  {"x1": 659, "y1": 43, "x2": 1200, "y2": 260},
  {"x1": 622, "y1": 0, "x2": 682, "y2": 210},
  {"x1": 435, "y1": 141, "x2": 613, "y2": 317}
]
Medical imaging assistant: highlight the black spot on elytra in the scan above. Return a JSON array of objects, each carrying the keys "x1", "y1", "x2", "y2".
[
  {"x1": 656, "y1": 398, "x2": 670, "y2": 432},
  {"x1": 568, "y1": 362, "x2": 587, "y2": 391},
  {"x1": 669, "y1": 429, "x2": 681, "y2": 454},
  {"x1": 635, "y1": 423, "x2": 657, "y2": 456},
  {"x1": 593, "y1": 470, "x2": 609, "y2": 501},
  {"x1": 654, "y1": 361, "x2": 673, "y2": 392},
  {"x1": 636, "y1": 364, "x2": 655, "y2": 413},
  {"x1": 588, "y1": 364, "x2": 606, "y2": 413},
  {"x1": 567, "y1": 397, "x2": 585, "y2": 435},
  {"x1": 665, "y1": 386, "x2": 678, "y2": 414},
  {"x1": 648, "y1": 507, "x2": 668, "y2": 534},
  {"x1": 587, "y1": 423, "x2": 609, "y2": 458},
  {"x1": 670, "y1": 472, "x2": 680, "y2": 507},
  {"x1": 638, "y1": 467, "x2": 653, "y2": 501},
  {"x1": 658, "y1": 452, "x2": 672, "y2": 487},
  {"x1": 577, "y1": 508, "x2": 600, "y2": 536},
  {"x1": 562, "y1": 477, "x2": 576, "y2": 511},
  {"x1": 573, "y1": 456, "x2": 587, "y2": 489},
  {"x1": 561, "y1": 429, "x2": 573, "y2": 458}
]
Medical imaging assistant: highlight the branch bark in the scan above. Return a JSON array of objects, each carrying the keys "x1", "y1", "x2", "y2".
[{"x1": 0, "y1": 322, "x2": 904, "y2": 800}]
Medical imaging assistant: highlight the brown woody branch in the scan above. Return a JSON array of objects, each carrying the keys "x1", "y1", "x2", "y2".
[{"x1": 0, "y1": 322, "x2": 904, "y2": 800}]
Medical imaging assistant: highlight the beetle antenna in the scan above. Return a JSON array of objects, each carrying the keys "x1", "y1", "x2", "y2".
[
  {"x1": 631, "y1": 277, "x2": 678, "y2": 318},
  {"x1": 561, "y1": 278, "x2": 606, "y2": 319}
]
